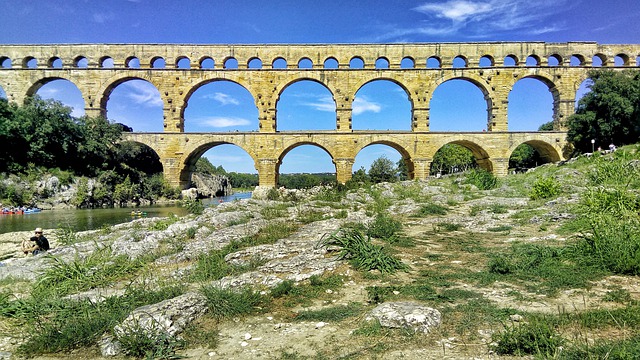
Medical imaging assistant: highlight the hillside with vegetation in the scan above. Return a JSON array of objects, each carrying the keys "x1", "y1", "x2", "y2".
[{"x1": 0, "y1": 145, "x2": 639, "y2": 359}]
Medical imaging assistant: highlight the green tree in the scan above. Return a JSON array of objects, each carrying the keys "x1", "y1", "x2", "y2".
[
  {"x1": 350, "y1": 167, "x2": 370, "y2": 184},
  {"x1": 430, "y1": 144, "x2": 476, "y2": 175},
  {"x1": 509, "y1": 144, "x2": 544, "y2": 170},
  {"x1": 396, "y1": 159, "x2": 409, "y2": 180},
  {"x1": 567, "y1": 70, "x2": 640, "y2": 152},
  {"x1": 368, "y1": 155, "x2": 397, "y2": 183},
  {"x1": 538, "y1": 121, "x2": 554, "y2": 131}
]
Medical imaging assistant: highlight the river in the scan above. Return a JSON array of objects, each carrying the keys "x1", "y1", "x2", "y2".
[{"x1": 0, "y1": 192, "x2": 252, "y2": 234}]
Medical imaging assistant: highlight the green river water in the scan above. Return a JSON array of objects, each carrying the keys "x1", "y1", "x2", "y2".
[{"x1": 0, "y1": 192, "x2": 251, "y2": 234}]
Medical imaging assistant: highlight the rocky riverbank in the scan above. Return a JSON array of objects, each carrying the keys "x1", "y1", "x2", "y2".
[{"x1": 1, "y1": 158, "x2": 639, "y2": 359}]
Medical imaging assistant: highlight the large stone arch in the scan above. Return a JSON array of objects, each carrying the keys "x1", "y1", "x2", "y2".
[
  {"x1": 180, "y1": 141, "x2": 258, "y2": 188},
  {"x1": 508, "y1": 74, "x2": 559, "y2": 130},
  {"x1": 273, "y1": 77, "x2": 337, "y2": 130},
  {"x1": 508, "y1": 140, "x2": 562, "y2": 164},
  {"x1": 275, "y1": 141, "x2": 336, "y2": 185},
  {"x1": 354, "y1": 140, "x2": 415, "y2": 179},
  {"x1": 431, "y1": 139, "x2": 494, "y2": 172},
  {"x1": 98, "y1": 75, "x2": 159, "y2": 115},
  {"x1": 428, "y1": 74, "x2": 494, "y2": 131},
  {"x1": 351, "y1": 77, "x2": 413, "y2": 130},
  {"x1": 180, "y1": 78, "x2": 259, "y2": 131}
]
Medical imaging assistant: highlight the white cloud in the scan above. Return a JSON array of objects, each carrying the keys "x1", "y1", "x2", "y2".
[
  {"x1": 377, "y1": 0, "x2": 573, "y2": 40},
  {"x1": 414, "y1": 0, "x2": 492, "y2": 22},
  {"x1": 212, "y1": 92, "x2": 240, "y2": 106},
  {"x1": 302, "y1": 95, "x2": 336, "y2": 112},
  {"x1": 352, "y1": 97, "x2": 382, "y2": 115},
  {"x1": 198, "y1": 116, "x2": 251, "y2": 128},
  {"x1": 124, "y1": 81, "x2": 163, "y2": 107}
]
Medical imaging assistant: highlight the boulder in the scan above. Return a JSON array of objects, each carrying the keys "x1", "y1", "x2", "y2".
[
  {"x1": 366, "y1": 302, "x2": 441, "y2": 334},
  {"x1": 191, "y1": 173, "x2": 232, "y2": 198}
]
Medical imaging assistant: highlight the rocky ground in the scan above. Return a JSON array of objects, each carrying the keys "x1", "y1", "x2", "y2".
[{"x1": 0, "y1": 166, "x2": 639, "y2": 359}]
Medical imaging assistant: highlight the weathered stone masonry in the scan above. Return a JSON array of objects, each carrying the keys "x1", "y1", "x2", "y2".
[{"x1": 1, "y1": 42, "x2": 638, "y2": 187}]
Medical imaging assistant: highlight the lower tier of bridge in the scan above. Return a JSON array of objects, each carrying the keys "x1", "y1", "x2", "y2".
[{"x1": 123, "y1": 131, "x2": 570, "y2": 188}]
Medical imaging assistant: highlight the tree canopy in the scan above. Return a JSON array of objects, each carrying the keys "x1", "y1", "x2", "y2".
[{"x1": 567, "y1": 70, "x2": 640, "y2": 152}]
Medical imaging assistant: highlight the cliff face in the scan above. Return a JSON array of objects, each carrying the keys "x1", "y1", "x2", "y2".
[{"x1": 190, "y1": 173, "x2": 233, "y2": 198}]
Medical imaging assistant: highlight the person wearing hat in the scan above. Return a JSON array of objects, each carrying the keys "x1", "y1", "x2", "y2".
[{"x1": 25, "y1": 228, "x2": 50, "y2": 255}]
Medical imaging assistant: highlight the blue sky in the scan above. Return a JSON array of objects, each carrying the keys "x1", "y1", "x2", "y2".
[{"x1": 1, "y1": 0, "x2": 638, "y2": 174}]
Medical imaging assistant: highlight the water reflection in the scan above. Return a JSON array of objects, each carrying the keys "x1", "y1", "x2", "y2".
[{"x1": 0, "y1": 192, "x2": 251, "y2": 234}]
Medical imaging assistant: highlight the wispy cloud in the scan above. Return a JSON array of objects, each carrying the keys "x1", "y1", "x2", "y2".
[
  {"x1": 124, "y1": 81, "x2": 163, "y2": 107},
  {"x1": 378, "y1": 0, "x2": 574, "y2": 40},
  {"x1": 198, "y1": 116, "x2": 252, "y2": 128},
  {"x1": 301, "y1": 95, "x2": 336, "y2": 112},
  {"x1": 353, "y1": 97, "x2": 382, "y2": 115},
  {"x1": 204, "y1": 92, "x2": 240, "y2": 106}
]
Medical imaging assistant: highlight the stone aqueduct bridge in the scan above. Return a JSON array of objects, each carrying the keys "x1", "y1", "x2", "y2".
[{"x1": 1, "y1": 42, "x2": 639, "y2": 188}]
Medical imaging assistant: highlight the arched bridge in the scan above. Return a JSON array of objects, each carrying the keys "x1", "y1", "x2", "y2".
[{"x1": 1, "y1": 42, "x2": 639, "y2": 187}]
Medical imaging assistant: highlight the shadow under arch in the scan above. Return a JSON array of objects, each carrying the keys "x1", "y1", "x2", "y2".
[
  {"x1": 179, "y1": 141, "x2": 257, "y2": 188},
  {"x1": 436, "y1": 140, "x2": 493, "y2": 172},
  {"x1": 354, "y1": 140, "x2": 414, "y2": 179},
  {"x1": 429, "y1": 74, "x2": 493, "y2": 131},
  {"x1": 509, "y1": 140, "x2": 561, "y2": 165},
  {"x1": 181, "y1": 78, "x2": 259, "y2": 132},
  {"x1": 276, "y1": 142, "x2": 336, "y2": 185},
  {"x1": 116, "y1": 140, "x2": 164, "y2": 176},
  {"x1": 274, "y1": 77, "x2": 337, "y2": 131}
]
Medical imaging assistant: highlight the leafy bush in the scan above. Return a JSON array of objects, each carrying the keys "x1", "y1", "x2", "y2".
[
  {"x1": 529, "y1": 176, "x2": 561, "y2": 200},
  {"x1": 183, "y1": 198, "x2": 205, "y2": 215},
  {"x1": 464, "y1": 169, "x2": 498, "y2": 190}
]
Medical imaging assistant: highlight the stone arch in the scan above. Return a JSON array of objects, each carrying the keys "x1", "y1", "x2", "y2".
[
  {"x1": 199, "y1": 56, "x2": 214, "y2": 69},
  {"x1": 23, "y1": 56, "x2": 37, "y2": 68},
  {"x1": 151, "y1": 56, "x2": 166, "y2": 68},
  {"x1": 428, "y1": 74, "x2": 494, "y2": 131},
  {"x1": 223, "y1": 57, "x2": 238, "y2": 69},
  {"x1": 118, "y1": 139, "x2": 164, "y2": 173},
  {"x1": 427, "y1": 56, "x2": 441, "y2": 68},
  {"x1": 100, "y1": 56, "x2": 114, "y2": 68},
  {"x1": 275, "y1": 77, "x2": 337, "y2": 131},
  {"x1": 401, "y1": 57, "x2": 415, "y2": 69},
  {"x1": 176, "y1": 56, "x2": 191, "y2": 69},
  {"x1": 433, "y1": 140, "x2": 493, "y2": 172},
  {"x1": 181, "y1": 78, "x2": 258, "y2": 130},
  {"x1": 272, "y1": 57, "x2": 287, "y2": 69},
  {"x1": 125, "y1": 56, "x2": 140, "y2": 68},
  {"x1": 275, "y1": 142, "x2": 336, "y2": 184},
  {"x1": 615, "y1": 53, "x2": 630, "y2": 66},
  {"x1": 479, "y1": 55, "x2": 494, "y2": 67},
  {"x1": 508, "y1": 74, "x2": 559, "y2": 131},
  {"x1": 323, "y1": 57, "x2": 339, "y2": 69},
  {"x1": 74, "y1": 56, "x2": 88, "y2": 68},
  {"x1": 0, "y1": 56, "x2": 11, "y2": 68},
  {"x1": 508, "y1": 140, "x2": 561, "y2": 164},
  {"x1": 349, "y1": 56, "x2": 365, "y2": 69},
  {"x1": 248, "y1": 57, "x2": 263, "y2": 69},
  {"x1": 452, "y1": 55, "x2": 467, "y2": 68},
  {"x1": 98, "y1": 75, "x2": 163, "y2": 130},
  {"x1": 592, "y1": 53, "x2": 607, "y2": 66},
  {"x1": 504, "y1": 54, "x2": 519, "y2": 66},
  {"x1": 354, "y1": 140, "x2": 414, "y2": 179},
  {"x1": 48, "y1": 56, "x2": 63, "y2": 68},
  {"x1": 570, "y1": 54, "x2": 586, "y2": 66},
  {"x1": 180, "y1": 141, "x2": 257, "y2": 187},
  {"x1": 526, "y1": 55, "x2": 541, "y2": 66},
  {"x1": 298, "y1": 57, "x2": 313, "y2": 69},
  {"x1": 23, "y1": 76, "x2": 86, "y2": 108},
  {"x1": 352, "y1": 77, "x2": 412, "y2": 130},
  {"x1": 375, "y1": 57, "x2": 390, "y2": 69},
  {"x1": 548, "y1": 54, "x2": 562, "y2": 66}
]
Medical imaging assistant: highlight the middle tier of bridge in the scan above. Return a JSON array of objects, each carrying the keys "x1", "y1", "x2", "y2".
[{"x1": 124, "y1": 130, "x2": 569, "y2": 188}]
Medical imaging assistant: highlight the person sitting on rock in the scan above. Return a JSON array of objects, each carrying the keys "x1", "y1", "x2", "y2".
[{"x1": 24, "y1": 228, "x2": 50, "y2": 255}]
